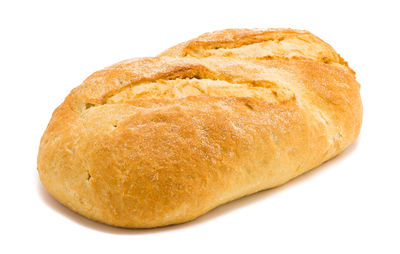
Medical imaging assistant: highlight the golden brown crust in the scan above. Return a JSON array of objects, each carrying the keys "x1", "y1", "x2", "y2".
[
  {"x1": 37, "y1": 29, "x2": 362, "y2": 228},
  {"x1": 160, "y1": 28, "x2": 350, "y2": 69}
]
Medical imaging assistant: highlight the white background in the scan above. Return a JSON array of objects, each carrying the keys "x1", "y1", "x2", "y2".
[{"x1": 1, "y1": 0, "x2": 399, "y2": 253}]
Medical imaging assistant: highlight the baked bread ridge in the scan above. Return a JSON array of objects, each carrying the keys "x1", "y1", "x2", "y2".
[
  {"x1": 37, "y1": 55, "x2": 362, "y2": 228},
  {"x1": 160, "y1": 28, "x2": 351, "y2": 71}
]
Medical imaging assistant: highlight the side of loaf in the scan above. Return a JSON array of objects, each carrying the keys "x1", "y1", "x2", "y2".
[{"x1": 37, "y1": 29, "x2": 362, "y2": 228}]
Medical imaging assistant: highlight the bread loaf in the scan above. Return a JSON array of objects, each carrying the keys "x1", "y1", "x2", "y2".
[{"x1": 37, "y1": 29, "x2": 362, "y2": 228}]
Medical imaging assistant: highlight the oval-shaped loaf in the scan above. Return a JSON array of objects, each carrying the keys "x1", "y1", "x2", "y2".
[{"x1": 38, "y1": 29, "x2": 362, "y2": 228}]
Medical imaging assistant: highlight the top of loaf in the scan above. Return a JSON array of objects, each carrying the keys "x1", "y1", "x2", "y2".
[
  {"x1": 160, "y1": 28, "x2": 349, "y2": 69},
  {"x1": 67, "y1": 55, "x2": 356, "y2": 116},
  {"x1": 66, "y1": 28, "x2": 355, "y2": 113}
]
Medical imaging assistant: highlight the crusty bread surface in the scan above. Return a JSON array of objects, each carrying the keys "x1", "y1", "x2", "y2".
[{"x1": 37, "y1": 29, "x2": 362, "y2": 228}]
